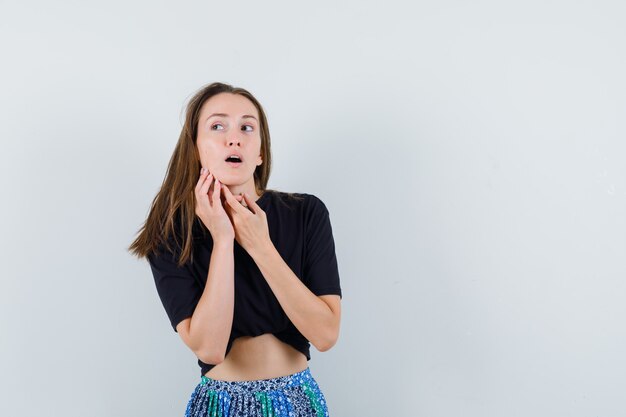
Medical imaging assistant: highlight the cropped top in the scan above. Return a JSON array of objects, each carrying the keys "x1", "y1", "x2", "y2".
[{"x1": 147, "y1": 190, "x2": 343, "y2": 376}]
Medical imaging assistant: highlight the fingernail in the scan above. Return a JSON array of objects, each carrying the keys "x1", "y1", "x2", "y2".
[{"x1": 200, "y1": 167, "x2": 205, "y2": 174}]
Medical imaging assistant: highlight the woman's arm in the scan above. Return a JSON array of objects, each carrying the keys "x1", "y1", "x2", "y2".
[
  {"x1": 219, "y1": 188, "x2": 341, "y2": 352},
  {"x1": 250, "y1": 242, "x2": 341, "y2": 352},
  {"x1": 179, "y1": 240, "x2": 235, "y2": 364}
]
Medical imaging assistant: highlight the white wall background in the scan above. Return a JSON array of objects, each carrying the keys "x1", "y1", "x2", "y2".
[{"x1": 1, "y1": 1, "x2": 625, "y2": 416}]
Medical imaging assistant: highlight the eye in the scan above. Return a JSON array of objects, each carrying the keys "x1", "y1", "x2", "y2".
[
  {"x1": 242, "y1": 124, "x2": 254, "y2": 132},
  {"x1": 211, "y1": 123, "x2": 224, "y2": 131}
]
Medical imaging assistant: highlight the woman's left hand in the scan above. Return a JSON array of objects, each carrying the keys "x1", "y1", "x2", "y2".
[{"x1": 221, "y1": 185, "x2": 272, "y2": 256}]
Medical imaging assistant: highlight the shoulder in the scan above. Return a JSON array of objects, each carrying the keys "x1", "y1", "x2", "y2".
[
  {"x1": 263, "y1": 189, "x2": 305, "y2": 210},
  {"x1": 301, "y1": 193, "x2": 330, "y2": 214},
  {"x1": 266, "y1": 190, "x2": 328, "y2": 213}
]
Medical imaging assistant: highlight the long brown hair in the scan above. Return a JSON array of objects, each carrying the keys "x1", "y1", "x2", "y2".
[{"x1": 128, "y1": 81, "x2": 302, "y2": 267}]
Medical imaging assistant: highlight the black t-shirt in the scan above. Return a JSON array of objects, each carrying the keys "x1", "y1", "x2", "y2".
[{"x1": 147, "y1": 190, "x2": 343, "y2": 376}]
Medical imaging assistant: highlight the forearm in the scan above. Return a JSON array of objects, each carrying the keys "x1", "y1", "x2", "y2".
[
  {"x1": 250, "y1": 243, "x2": 337, "y2": 351},
  {"x1": 189, "y1": 241, "x2": 235, "y2": 363}
]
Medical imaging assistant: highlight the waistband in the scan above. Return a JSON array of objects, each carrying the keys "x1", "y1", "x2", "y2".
[{"x1": 199, "y1": 367, "x2": 313, "y2": 394}]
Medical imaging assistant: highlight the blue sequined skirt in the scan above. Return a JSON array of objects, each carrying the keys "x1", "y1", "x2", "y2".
[{"x1": 184, "y1": 367, "x2": 330, "y2": 417}]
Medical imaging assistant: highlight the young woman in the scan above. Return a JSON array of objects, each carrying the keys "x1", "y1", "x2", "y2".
[{"x1": 128, "y1": 82, "x2": 343, "y2": 417}]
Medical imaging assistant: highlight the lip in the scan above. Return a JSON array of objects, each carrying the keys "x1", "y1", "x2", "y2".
[
  {"x1": 225, "y1": 152, "x2": 244, "y2": 162},
  {"x1": 226, "y1": 161, "x2": 244, "y2": 168}
]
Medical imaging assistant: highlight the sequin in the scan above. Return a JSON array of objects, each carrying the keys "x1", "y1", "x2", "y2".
[{"x1": 184, "y1": 367, "x2": 330, "y2": 417}]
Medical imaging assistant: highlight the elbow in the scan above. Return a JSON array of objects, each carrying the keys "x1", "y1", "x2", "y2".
[
  {"x1": 188, "y1": 328, "x2": 228, "y2": 365},
  {"x1": 316, "y1": 343, "x2": 332, "y2": 353},
  {"x1": 180, "y1": 325, "x2": 225, "y2": 364},
  {"x1": 194, "y1": 340, "x2": 226, "y2": 365},
  {"x1": 196, "y1": 348, "x2": 225, "y2": 365},
  {"x1": 316, "y1": 339, "x2": 336, "y2": 353},
  {"x1": 316, "y1": 307, "x2": 341, "y2": 352},
  {"x1": 316, "y1": 331, "x2": 339, "y2": 353}
]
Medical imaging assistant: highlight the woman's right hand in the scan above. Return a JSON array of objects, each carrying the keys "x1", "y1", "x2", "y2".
[{"x1": 195, "y1": 168, "x2": 235, "y2": 243}]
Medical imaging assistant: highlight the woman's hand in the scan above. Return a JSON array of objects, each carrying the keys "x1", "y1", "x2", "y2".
[
  {"x1": 221, "y1": 185, "x2": 272, "y2": 257},
  {"x1": 194, "y1": 168, "x2": 235, "y2": 244}
]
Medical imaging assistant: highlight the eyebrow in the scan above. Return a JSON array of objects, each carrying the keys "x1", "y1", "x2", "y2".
[{"x1": 205, "y1": 113, "x2": 258, "y2": 122}]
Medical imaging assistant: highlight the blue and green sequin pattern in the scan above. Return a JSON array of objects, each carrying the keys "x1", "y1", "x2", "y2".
[{"x1": 184, "y1": 367, "x2": 330, "y2": 417}]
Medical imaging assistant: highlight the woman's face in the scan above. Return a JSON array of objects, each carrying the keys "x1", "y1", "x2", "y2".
[{"x1": 196, "y1": 92, "x2": 263, "y2": 187}]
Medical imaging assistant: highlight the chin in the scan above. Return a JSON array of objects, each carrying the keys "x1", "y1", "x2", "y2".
[
  {"x1": 219, "y1": 172, "x2": 252, "y2": 184},
  {"x1": 220, "y1": 179, "x2": 245, "y2": 188}
]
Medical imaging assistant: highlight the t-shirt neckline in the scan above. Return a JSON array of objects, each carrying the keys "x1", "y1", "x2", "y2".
[{"x1": 251, "y1": 190, "x2": 270, "y2": 207}]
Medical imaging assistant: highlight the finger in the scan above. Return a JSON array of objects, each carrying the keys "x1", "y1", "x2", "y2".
[
  {"x1": 224, "y1": 204, "x2": 235, "y2": 224},
  {"x1": 242, "y1": 192, "x2": 262, "y2": 215},
  {"x1": 195, "y1": 168, "x2": 210, "y2": 194},
  {"x1": 212, "y1": 177, "x2": 222, "y2": 207},
  {"x1": 196, "y1": 172, "x2": 213, "y2": 206},
  {"x1": 222, "y1": 184, "x2": 248, "y2": 215},
  {"x1": 200, "y1": 173, "x2": 214, "y2": 205},
  {"x1": 227, "y1": 193, "x2": 243, "y2": 206},
  {"x1": 207, "y1": 174, "x2": 215, "y2": 198}
]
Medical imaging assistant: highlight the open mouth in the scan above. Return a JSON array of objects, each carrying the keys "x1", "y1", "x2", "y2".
[{"x1": 225, "y1": 155, "x2": 243, "y2": 167}]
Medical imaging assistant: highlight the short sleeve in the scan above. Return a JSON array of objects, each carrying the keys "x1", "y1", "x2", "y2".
[
  {"x1": 303, "y1": 195, "x2": 343, "y2": 299},
  {"x1": 147, "y1": 244, "x2": 203, "y2": 332}
]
